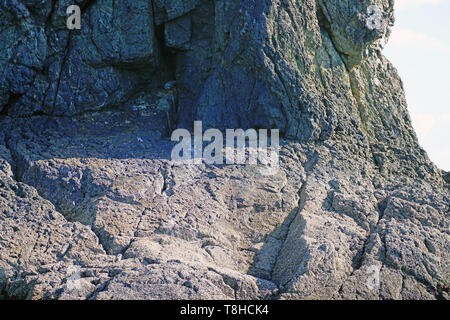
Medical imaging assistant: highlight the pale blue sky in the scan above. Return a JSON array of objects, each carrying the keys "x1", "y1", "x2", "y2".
[{"x1": 384, "y1": 0, "x2": 450, "y2": 171}]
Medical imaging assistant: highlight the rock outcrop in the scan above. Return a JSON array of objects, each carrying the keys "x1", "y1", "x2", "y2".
[{"x1": 0, "y1": 0, "x2": 448, "y2": 300}]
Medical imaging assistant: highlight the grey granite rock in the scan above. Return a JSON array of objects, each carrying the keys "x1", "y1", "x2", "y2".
[{"x1": 0, "y1": 0, "x2": 448, "y2": 300}]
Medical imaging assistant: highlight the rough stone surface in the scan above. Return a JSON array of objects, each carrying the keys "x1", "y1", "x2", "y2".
[{"x1": 0, "y1": 0, "x2": 448, "y2": 300}]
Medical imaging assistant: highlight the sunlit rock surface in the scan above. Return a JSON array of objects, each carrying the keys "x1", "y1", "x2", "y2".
[{"x1": 0, "y1": 0, "x2": 448, "y2": 300}]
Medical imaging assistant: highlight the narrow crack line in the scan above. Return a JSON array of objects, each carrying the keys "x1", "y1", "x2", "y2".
[
  {"x1": 51, "y1": 31, "x2": 72, "y2": 115},
  {"x1": 133, "y1": 208, "x2": 147, "y2": 238},
  {"x1": 270, "y1": 182, "x2": 307, "y2": 286},
  {"x1": 336, "y1": 197, "x2": 389, "y2": 296},
  {"x1": 349, "y1": 83, "x2": 383, "y2": 173},
  {"x1": 316, "y1": 2, "x2": 351, "y2": 72},
  {"x1": 86, "y1": 275, "x2": 115, "y2": 300},
  {"x1": 3, "y1": 133, "x2": 20, "y2": 182},
  {"x1": 160, "y1": 162, "x2": 174, "y2": 195},
  {"x1": 399, "y1": 265, "x2": 442, "y2": 299},
  {"x1": 269, "y1": 150, "x2": 319, "y2": 288}
]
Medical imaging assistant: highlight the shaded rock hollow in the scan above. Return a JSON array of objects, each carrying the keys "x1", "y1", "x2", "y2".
[{"x1": 0, "y1": 0, "x2": 448, "y2": 299}]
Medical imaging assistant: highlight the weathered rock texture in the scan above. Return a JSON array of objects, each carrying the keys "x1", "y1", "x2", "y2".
[{"x1": 0, "y1": 0, "x2": 448, "y2": 300}]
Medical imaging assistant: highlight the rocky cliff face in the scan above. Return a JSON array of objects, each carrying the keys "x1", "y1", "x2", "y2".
[{"x1": 0, "y1": 0, "x2": 448, "y2": 300}]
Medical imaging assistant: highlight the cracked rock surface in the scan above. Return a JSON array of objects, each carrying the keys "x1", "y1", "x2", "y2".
[{"x1": 0, "y1": 0, "x2": 449, "y2": 299}]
